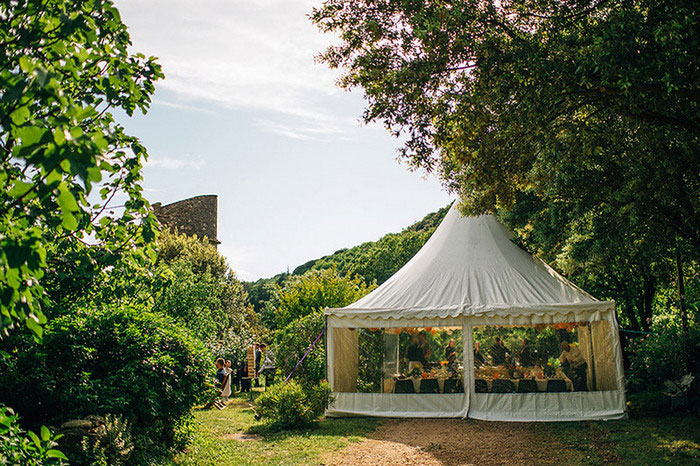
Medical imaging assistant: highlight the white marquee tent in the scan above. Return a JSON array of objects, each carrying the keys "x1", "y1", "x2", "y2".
[{"x1": 325, "y1": 204, "x2": 626, "y2": 421}]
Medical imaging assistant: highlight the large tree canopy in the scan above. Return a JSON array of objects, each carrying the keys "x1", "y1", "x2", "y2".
[
  {"x1": 0, "y1": 0, "x2": 162, "y2": 338},
  {"x1": 311, "y1": 0, "x2": 700, "y2": 255}
]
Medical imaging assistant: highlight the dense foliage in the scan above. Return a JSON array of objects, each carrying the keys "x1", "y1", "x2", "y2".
[
  {"x1": 312, "y1": 0, "x2": 700, "y2": 248},
  {"x1": 254, "y1": 380, "x2": 332, "y2": 430},
  {"x1": 154, "y1": 230, "x2": 261, "y2": 361},
  {"x1": 263, "y1": 267, "x2": 375, "y2": 330},
  {"x1": 0, "y1": 0, "x2": 162, "y2": 339},
  {"x1": 270, "y1": 269, "x2": 375, "y2": 385},
  {"x1": 0, "y1": 306, "x2": 211, "y2": 463},
  {"x1": 274, "y1": 312, "x2": 326, "y2": 386},
  {"x1": 311, "y1": 0, "x2": 699, "y2": 338},
  {"x1": 0, "y1": 406, "x2": 67, "y2": 465},
  {"x1": 626, "y1": 326, "x2": 700, "y2": 393}
]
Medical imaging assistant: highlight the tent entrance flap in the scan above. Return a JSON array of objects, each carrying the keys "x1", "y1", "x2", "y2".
[{"x1": 333, "y1": 328, "x2": 358, "y2": 393}]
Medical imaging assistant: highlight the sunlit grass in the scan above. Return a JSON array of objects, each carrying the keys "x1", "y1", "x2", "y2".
[
  {"x1": 539, "y1": 416, "x2": 700, "y2": 465},
  {"x1": 165, "y1": 391, "x2": 380, "y2": 466}
]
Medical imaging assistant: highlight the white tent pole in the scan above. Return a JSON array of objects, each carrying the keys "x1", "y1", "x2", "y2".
[{"x1": 463, "y1": 317, "x2": 473, "y2": 419}]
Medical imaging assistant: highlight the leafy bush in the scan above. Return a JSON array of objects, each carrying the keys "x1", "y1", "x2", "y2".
[
  {"x1": 274, "y1": 312, "x2": 326, "y2": 386},
  {"x1": 0, "y1": 406, "x2": 67, "y2": 465},
  {"x1": 76, "y1": 414, "x2": 133, "y2": 466},
  {"x1": 0, "y1": 305, "x2": 211, "y2": 461},
  {"x1": 254, "y1": 380, "x2": 332, "y2": 429},
  {"x1": 626, "y1": 327, "x2": 700, "y2": 393}
]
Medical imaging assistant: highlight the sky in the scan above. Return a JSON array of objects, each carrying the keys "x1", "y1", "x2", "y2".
[{"x1": 113, "y1": 0, "x2": 452, "y2": 281}]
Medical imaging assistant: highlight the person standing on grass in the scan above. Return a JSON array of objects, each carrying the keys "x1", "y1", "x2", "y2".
[
  {"x1": 221, "y1": 360, "x2": 232, "y2": 401},
  {"x1": 259, "y1": 344, "x2": 276, "y2": 388},
  {"x1": 215, "y1": 358, "x2": 225, "y2": 387},
  {"x1": 254, "y1": 343, "x2": 262, "y2": 387}
]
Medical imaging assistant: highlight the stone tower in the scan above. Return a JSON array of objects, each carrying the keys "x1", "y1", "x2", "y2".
[{"x1": 152, "y1": 194, "x2": 219, "y2": 247}]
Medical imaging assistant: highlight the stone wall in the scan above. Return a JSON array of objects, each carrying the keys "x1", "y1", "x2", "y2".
[{"x1": 152, "y1": 194, "x2": 219, "y2": 246}]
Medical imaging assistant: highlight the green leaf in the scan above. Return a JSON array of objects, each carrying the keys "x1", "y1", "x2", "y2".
[
  {"x1": 40, "y1": 425, "x2": 50, "y2": 441},
  {"x1": 16, "y1": 125, "x2": 48, "y2": 146},
  {"x1": 46, "y1": 449, "x2": 68, "y2": 460},
  {"x1": 10, "y1": 106, "x2": 31, "y2": 125},
  {"x1": 8, "y1": 181, "x2": 33, "y2": 198},
  {"x1": 56, "y1": 184, "x2": 79, "y2": 213},
  {"x1": 27, "y1": 429, "x2": 41, "y2": 448},
  {"x1": 26, "y1": 319, "x2": 43, "y2": 339},
  {"x1": 61, "y1": 211, "x2": 78, "y2": 230}
]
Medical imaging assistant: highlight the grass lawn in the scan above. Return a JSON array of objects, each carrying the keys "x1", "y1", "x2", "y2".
[
  {"x1": 539, "y1": 416, "x2": 700, "y2": 465},
  {"x1": 167, "y1": 389, "x2": 699, "y2": 465},
  {"x1": 165, "y1": 390, "x2": 380, "y2": 466}
]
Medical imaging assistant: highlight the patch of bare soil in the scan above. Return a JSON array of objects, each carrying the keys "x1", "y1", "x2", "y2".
[{"x1": 321, "y1": 419, "x2": 580, "y2": 466}]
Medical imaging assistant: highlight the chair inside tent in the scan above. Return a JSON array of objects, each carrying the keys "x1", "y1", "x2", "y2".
[{"x1": 325, "y1": 204, "x2": 626, "y2": 421}]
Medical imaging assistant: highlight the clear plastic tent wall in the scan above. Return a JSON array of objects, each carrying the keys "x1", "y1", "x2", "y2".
[{"x1": 324, "y1": 205, "x2": 626, "y2": 421}]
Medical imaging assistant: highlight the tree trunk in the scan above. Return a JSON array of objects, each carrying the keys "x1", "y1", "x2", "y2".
[
  {"x1": 641, "y1": 275, "x2": 656, "y2": 331},
  {"x1": 675, "y1": 247, "x2": 689, "y2": 334}
]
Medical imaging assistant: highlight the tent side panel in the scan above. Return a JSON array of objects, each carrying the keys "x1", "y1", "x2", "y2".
[
  {"x1": 333, "y1": 327, "x2": 358, "y2": 392},
  {"x1": 468, "y1": 391, "x2": 626, "y2": 421},
  {"x1": 326, "y1": 393, "x2": 467, "y2": 418}
]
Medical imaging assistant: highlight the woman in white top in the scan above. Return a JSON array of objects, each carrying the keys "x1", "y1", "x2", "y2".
[{"x1": 221, "y1": 360, "x2": 232, "y2": 401}]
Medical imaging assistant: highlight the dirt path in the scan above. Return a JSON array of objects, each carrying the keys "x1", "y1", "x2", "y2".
[{"x1": 321, "y1": 419, "x2": 584, "y2": 465}]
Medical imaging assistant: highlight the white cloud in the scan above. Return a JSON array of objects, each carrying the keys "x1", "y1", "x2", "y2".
[
  {"x1": 147, "y1": 155, "x2": 204, "y2": 170},
  {"x1": 115, "y1": 0, "x2": 355, "y2": 140}
]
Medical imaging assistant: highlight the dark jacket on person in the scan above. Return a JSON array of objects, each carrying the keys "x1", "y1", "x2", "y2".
[
  {"x1": 491, "y1": 343, "x2": 509, "y2": 365},
  {"x1": 474, "y1": 348, "x2": 485, "y2": 365},
  {"x1": 407, "y1": 343, "x2": 424, "y2": 363},
  {"x1": 519, "y1": 346, "x2": 536, "y2": 367}
]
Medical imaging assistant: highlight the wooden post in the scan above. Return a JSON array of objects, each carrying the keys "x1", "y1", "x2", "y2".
[{"x1": 247, "y1": 346, "x2": 256, "y2": 401}]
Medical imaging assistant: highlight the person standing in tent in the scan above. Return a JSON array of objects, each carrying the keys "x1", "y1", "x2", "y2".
[
  {"x1": 559, "y1": 341, "x2": 588, "y2": 391},
  {"x1": 445, "y1": 339, "x2": 457, "y2": 361},
  {"x1": 518, "y1": 339, "x2": 536, "y2": 367},
  {"x1": 474, "y1": 341, "x2": 486, "y2": 367},
  {"x1": 406, "y1": 336, "x2": 425, "y2": 370},
  {"x1": 491, "y1": 337, "x2": 510, "y2": 365}
]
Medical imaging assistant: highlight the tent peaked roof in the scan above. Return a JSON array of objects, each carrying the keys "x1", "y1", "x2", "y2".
[{"x1": 327, "y1": 203, "x2": 613, "y2": 320}]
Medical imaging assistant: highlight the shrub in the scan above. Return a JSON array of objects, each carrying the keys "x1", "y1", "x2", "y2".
[
  {"x1": 0, "y1": 305, "x2": 211, "y2": 462},
  {"x1": 0, "y1": 406, "x2": 67, "y2": 465},
  {"x1": 76, "y1": 414, "x2": 133, "y2": 466},
  {"x1": 274, "y1": 312, "x2": 326, "y2": 386},
  {"x1": 254, "y1": 380, "x2": 332, "y2": 430},
  {"x1": 626, "y1": 327, "x2": 700, "y2": 393}
]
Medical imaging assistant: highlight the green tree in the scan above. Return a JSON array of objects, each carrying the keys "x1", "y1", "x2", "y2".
[
  {"x1": 311, "y1": 0, "x2": 700, "y2": 254},
  {"x1": 1, "y1": 0, "x2": 162, "y2": 338},
  {"x1": 265, "y1": 267, "x2": 376, "y2": 330},
  {"x1": 154, "y1": 230, "x2": 261, "y2": 360}
]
